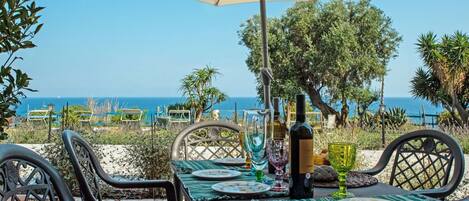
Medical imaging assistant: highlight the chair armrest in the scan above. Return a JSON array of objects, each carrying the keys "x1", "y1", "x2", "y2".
[
  {"x1": 356, "y1": 151, "x2": 393, "y2": 176},
  {"x1": 356, "y1": 166, "x2": 384, "y2": 176},
  {"x1": 106, "y1": 179, "x2": 177, "y2": 201}
]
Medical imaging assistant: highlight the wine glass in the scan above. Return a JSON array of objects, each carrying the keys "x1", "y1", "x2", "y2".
[
  {"x1": 328, "y1": 142, "x2": 357, "y2": 199},
  {"x1": 243, "y1": 109, "x2": 268, "y2": 182},
  {"x1": 267, "y1": 140, "x2": 288, "y2": 191}
]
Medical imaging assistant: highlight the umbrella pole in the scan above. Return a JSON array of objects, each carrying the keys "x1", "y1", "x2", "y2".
[{"x1": 259, "y1": 0, "x2": 272, "y2": 110}]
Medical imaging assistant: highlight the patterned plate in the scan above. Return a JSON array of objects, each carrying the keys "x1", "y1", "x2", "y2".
[
  {"x1": 313, "y1": 171, "x2": 378, "y2": 188},
  {"x1": 342, "y1": 198, "x2": 388, "y2": 201},
  {"x1": 213, "y1": 158, "x2": 246, "y2": 166},
  {"x1": 212, "y1": 181, "x2": 271, "y2": 195},
  {"x1": 192, "y1": 169, "x2": 242, "y2": 180}
]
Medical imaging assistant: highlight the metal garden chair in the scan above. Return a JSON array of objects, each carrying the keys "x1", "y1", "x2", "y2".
[
  {"x1": 0, "y1": 144, "x2": 74, "y2": 201},
  {"x1": 171, "y1": 120, "x2": 243, "y2": 161},
  {"x1": 360, "y1": 129, "x2": 465, "y2": 199},
  {"x1": 120, "y1": 108, "x2": 143, "y2": 129},
  {"x1": 170, "y1": 120, "x2": 243, "y2": 201},
  {"x1": 62, "y1": 130, "x2": 177, "y2": 201},
  {"x1": 27, "y1": 109, "x2": 50, "y2": 125}
]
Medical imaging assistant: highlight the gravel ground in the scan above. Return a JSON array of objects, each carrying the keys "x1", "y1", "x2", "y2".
[{"x1": 19, "y1": 144, "x2": 469, "y2": 201}]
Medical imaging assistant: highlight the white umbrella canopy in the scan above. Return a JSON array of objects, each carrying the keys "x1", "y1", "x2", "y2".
[
  {"x1": 198, "y1": 0, "x2": 310, "y2": 110},
  {"x1": 200, "y1": 0, "x2": 293, "y2": 6}
]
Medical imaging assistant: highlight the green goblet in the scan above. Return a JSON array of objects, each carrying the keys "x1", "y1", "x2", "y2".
[{"x1": 328, "y1": 142, "x2": 357, "y2": 199}]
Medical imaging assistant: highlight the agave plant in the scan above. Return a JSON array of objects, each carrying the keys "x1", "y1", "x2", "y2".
[
  {"x1": 384, "y1": 107, "x2": 408, "y2": 129},
  {"x1": 361, "y1": 111, "x2": 379, "y2": 129}
]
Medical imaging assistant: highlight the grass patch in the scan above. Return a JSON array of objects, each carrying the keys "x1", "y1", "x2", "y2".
[
  {"x1": 4, "y1": 126, "x2": 169, "y2": 145},
  {"x1": 4, "y1": 124, "x2": 468, "y2": 154}
]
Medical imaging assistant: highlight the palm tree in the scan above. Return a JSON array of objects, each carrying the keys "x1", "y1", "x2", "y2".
[
  {"x1": 414, "y1": 32, "x2": 469, "y2": 125},
  {"x1": 180, "y1": 66, "x2": 227, "y2": 122}
]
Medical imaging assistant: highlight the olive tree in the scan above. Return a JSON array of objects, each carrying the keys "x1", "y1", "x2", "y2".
[
  {"x1": 239, "y1": 0, "x2": 401, "y2": 125},
  {"x1": 1, "y1": 0, "x2": 43, "y2": 139}
]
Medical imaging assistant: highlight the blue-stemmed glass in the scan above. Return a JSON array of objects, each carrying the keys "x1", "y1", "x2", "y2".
[{"x1": 243, "y1": 109, "x2": 269, "y2": 182}]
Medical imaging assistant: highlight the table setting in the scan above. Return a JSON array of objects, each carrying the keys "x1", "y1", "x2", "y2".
[
  {"x1": 171, "y1": 157, "x2": 433, "y2": 201},
  {"x1": 170, "y1": 96, "x2": 438, "y2": 201}
]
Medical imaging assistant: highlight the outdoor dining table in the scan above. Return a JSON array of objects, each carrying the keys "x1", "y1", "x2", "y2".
[{"x1": 171, "y1": 160, "x2": 438, "y2": 201}]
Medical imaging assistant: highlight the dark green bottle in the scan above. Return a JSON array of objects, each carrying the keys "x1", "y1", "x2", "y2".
[{"x1": 289, "y1": 94, "x2": 314, "y2": 199}]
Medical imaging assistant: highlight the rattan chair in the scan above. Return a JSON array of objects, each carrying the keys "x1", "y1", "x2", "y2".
[
  {"x1": 360, "y1": 129, "x2": 465, "y2": 199},
  {"x1": 171, "y1": 120, "x2": 243, "y2": 161},
  {"x1": 0, "y1": 144, "x2": 74, "y2": 201},
  {"x1": 62, "y1": 130, "x2": 176, "y2": 201}
]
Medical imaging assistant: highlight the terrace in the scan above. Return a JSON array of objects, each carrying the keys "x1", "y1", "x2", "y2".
[{"x1": 0, "y1": 0, "x2": 468, "y2": 201}]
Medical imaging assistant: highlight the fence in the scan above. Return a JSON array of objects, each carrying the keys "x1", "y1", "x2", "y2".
[{"x1": 407, "y1": 113, "x2": 439, "y2": 128}]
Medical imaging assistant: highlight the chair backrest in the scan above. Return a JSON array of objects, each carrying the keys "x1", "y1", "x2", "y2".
[
  {"x1": 377, "y1": 129, "x2": 465, "y2": 198},
  {"x1": 120, "y1": 109, "x2": 143, "y2": 122},
  {"x1": 77, "y1": 110, "x2": 93, "y2": 122},
  {"x1": 171, "y1": 121, "x2": 243, "y2": 160},
  {"x1": 62, "y1": 130, "x2": 113, "y2": 201},
  {"x1": 0, "y1": 144, "x2": 74, "y2": 201},
  {"x1": 27, "y1": 109, "x2": 50, "y2": 123},
  {"x1": 168, "y1": 110, "x2": 191, "y2": 123}
]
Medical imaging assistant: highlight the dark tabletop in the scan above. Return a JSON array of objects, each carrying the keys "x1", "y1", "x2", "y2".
[{"x1": 171, "y1": 160, "x2": 437, "y2": 201}]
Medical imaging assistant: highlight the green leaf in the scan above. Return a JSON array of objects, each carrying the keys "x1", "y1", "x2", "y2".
[
  {"x1": 21, "y1": 40, "x2": 35, "y2": 48},
  {"x1": 7, "y1": 0, "x2": 16, "y2": 10},
  {"x1": 33, "y1": 23, "x2": 42, "y2": 34}
]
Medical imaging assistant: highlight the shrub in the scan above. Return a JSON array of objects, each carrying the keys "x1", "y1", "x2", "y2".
[
  {"x1": 440, "y1": 125, "x2": 469, "y2": 154},
  {"x1": 120, "y1": 130, "x2": 176, "y2": 197},
  {"x1": 384, "y1": 107, "x2": 408, "y2": 129},
  {"x1": 40, "y1": 132, "x2": 79, "y2": 193},
  {"x1": 167, "y1": 103, "x2": 188, "y2": 110},
  {"x1": 61, "y1": 105, "x2": 90, "y2": 128},
  {"x1": 0, "y1": 0, "x2": 44, "y2": 139},
  {"x1": 361, "y1": 111, "x2": 379, "y2": 129},
  {"x1": 5, "y1": 125, "x2": 48, "y2": 144},
  {"x1": 438, "y1": 110, "x2": 460, "y2": 126},
  {"x1": 40, "y1": 130, "x2": 104, "y2": 194}
]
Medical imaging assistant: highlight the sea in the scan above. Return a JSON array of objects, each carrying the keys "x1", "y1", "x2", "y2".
[{"x1": 16, "y1": 97, "x2": 442, "y2": 124}]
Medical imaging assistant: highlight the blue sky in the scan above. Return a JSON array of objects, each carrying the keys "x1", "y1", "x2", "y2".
[{"x1": 16, "y1": 0, "x2": 469, "y2": 97}]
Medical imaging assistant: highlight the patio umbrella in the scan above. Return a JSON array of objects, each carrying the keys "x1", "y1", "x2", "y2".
[{"x1": 200, "y1": 0, "x2": 305, "y2": 110}]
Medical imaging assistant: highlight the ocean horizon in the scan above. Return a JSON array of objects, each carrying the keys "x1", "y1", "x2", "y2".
[{"x1": 17, "y1": 97, "x2": 443, "y2": 122}]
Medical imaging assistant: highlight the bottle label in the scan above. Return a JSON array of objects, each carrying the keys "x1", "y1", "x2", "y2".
[
  {"x1": 273, "y1": 122, "x2": 285, "y2": 140},
  {"x1": 299, "y1": 139, "x2": 314, "y2": 174}
]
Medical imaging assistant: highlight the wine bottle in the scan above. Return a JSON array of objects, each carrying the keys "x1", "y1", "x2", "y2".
[
  {"x1": 289, "y1": 94, "x2": 314, "y2": 199},
  {"x1": 272, "y1": 97, "x2": 286, "y2": 140}
]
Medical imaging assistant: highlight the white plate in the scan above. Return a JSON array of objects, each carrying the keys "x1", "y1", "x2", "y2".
[
  {"x1": 213, "y1": 158, "x2": 246, "y2": 165},
  {"x1": 212, "y1": 181, "x2": 271, "y2": 195},
  {"x1": 341, "y1": 198, "x2": 388, "y2": 201},
  {"x1": 191, "y1": 169, "x2": 241, "y2": 180}
]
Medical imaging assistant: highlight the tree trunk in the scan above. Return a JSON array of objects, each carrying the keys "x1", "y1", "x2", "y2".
[
  {"x1": 195, "y1": 108, "x2": 204, "y2": 122},
  {"x1": 304, "y1": 84, "x2": 341, "y2": 124},
  {"x1": 443, "y1": 105, "x2": 463, "y2": 126},
  {"x1": 285, "y1": 101, "x2": 293, "y2": 126},
  {"x1": 451, "y1": 92, "x2": 468, "y2": 125},
  {"x1": 340, "y1": 93, "x2": 349, "y2": 126}
]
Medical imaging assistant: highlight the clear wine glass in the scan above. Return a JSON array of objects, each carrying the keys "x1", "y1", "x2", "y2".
[
  {"x1": 243, "y1": 109, "x2": 268, "y2": 182},
  {"x1": 267, "y1": 139, "x2": 288, "y2": 191},
  {"x1": 328, "y1": 142, "x2": 357, "y2": 199}
]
